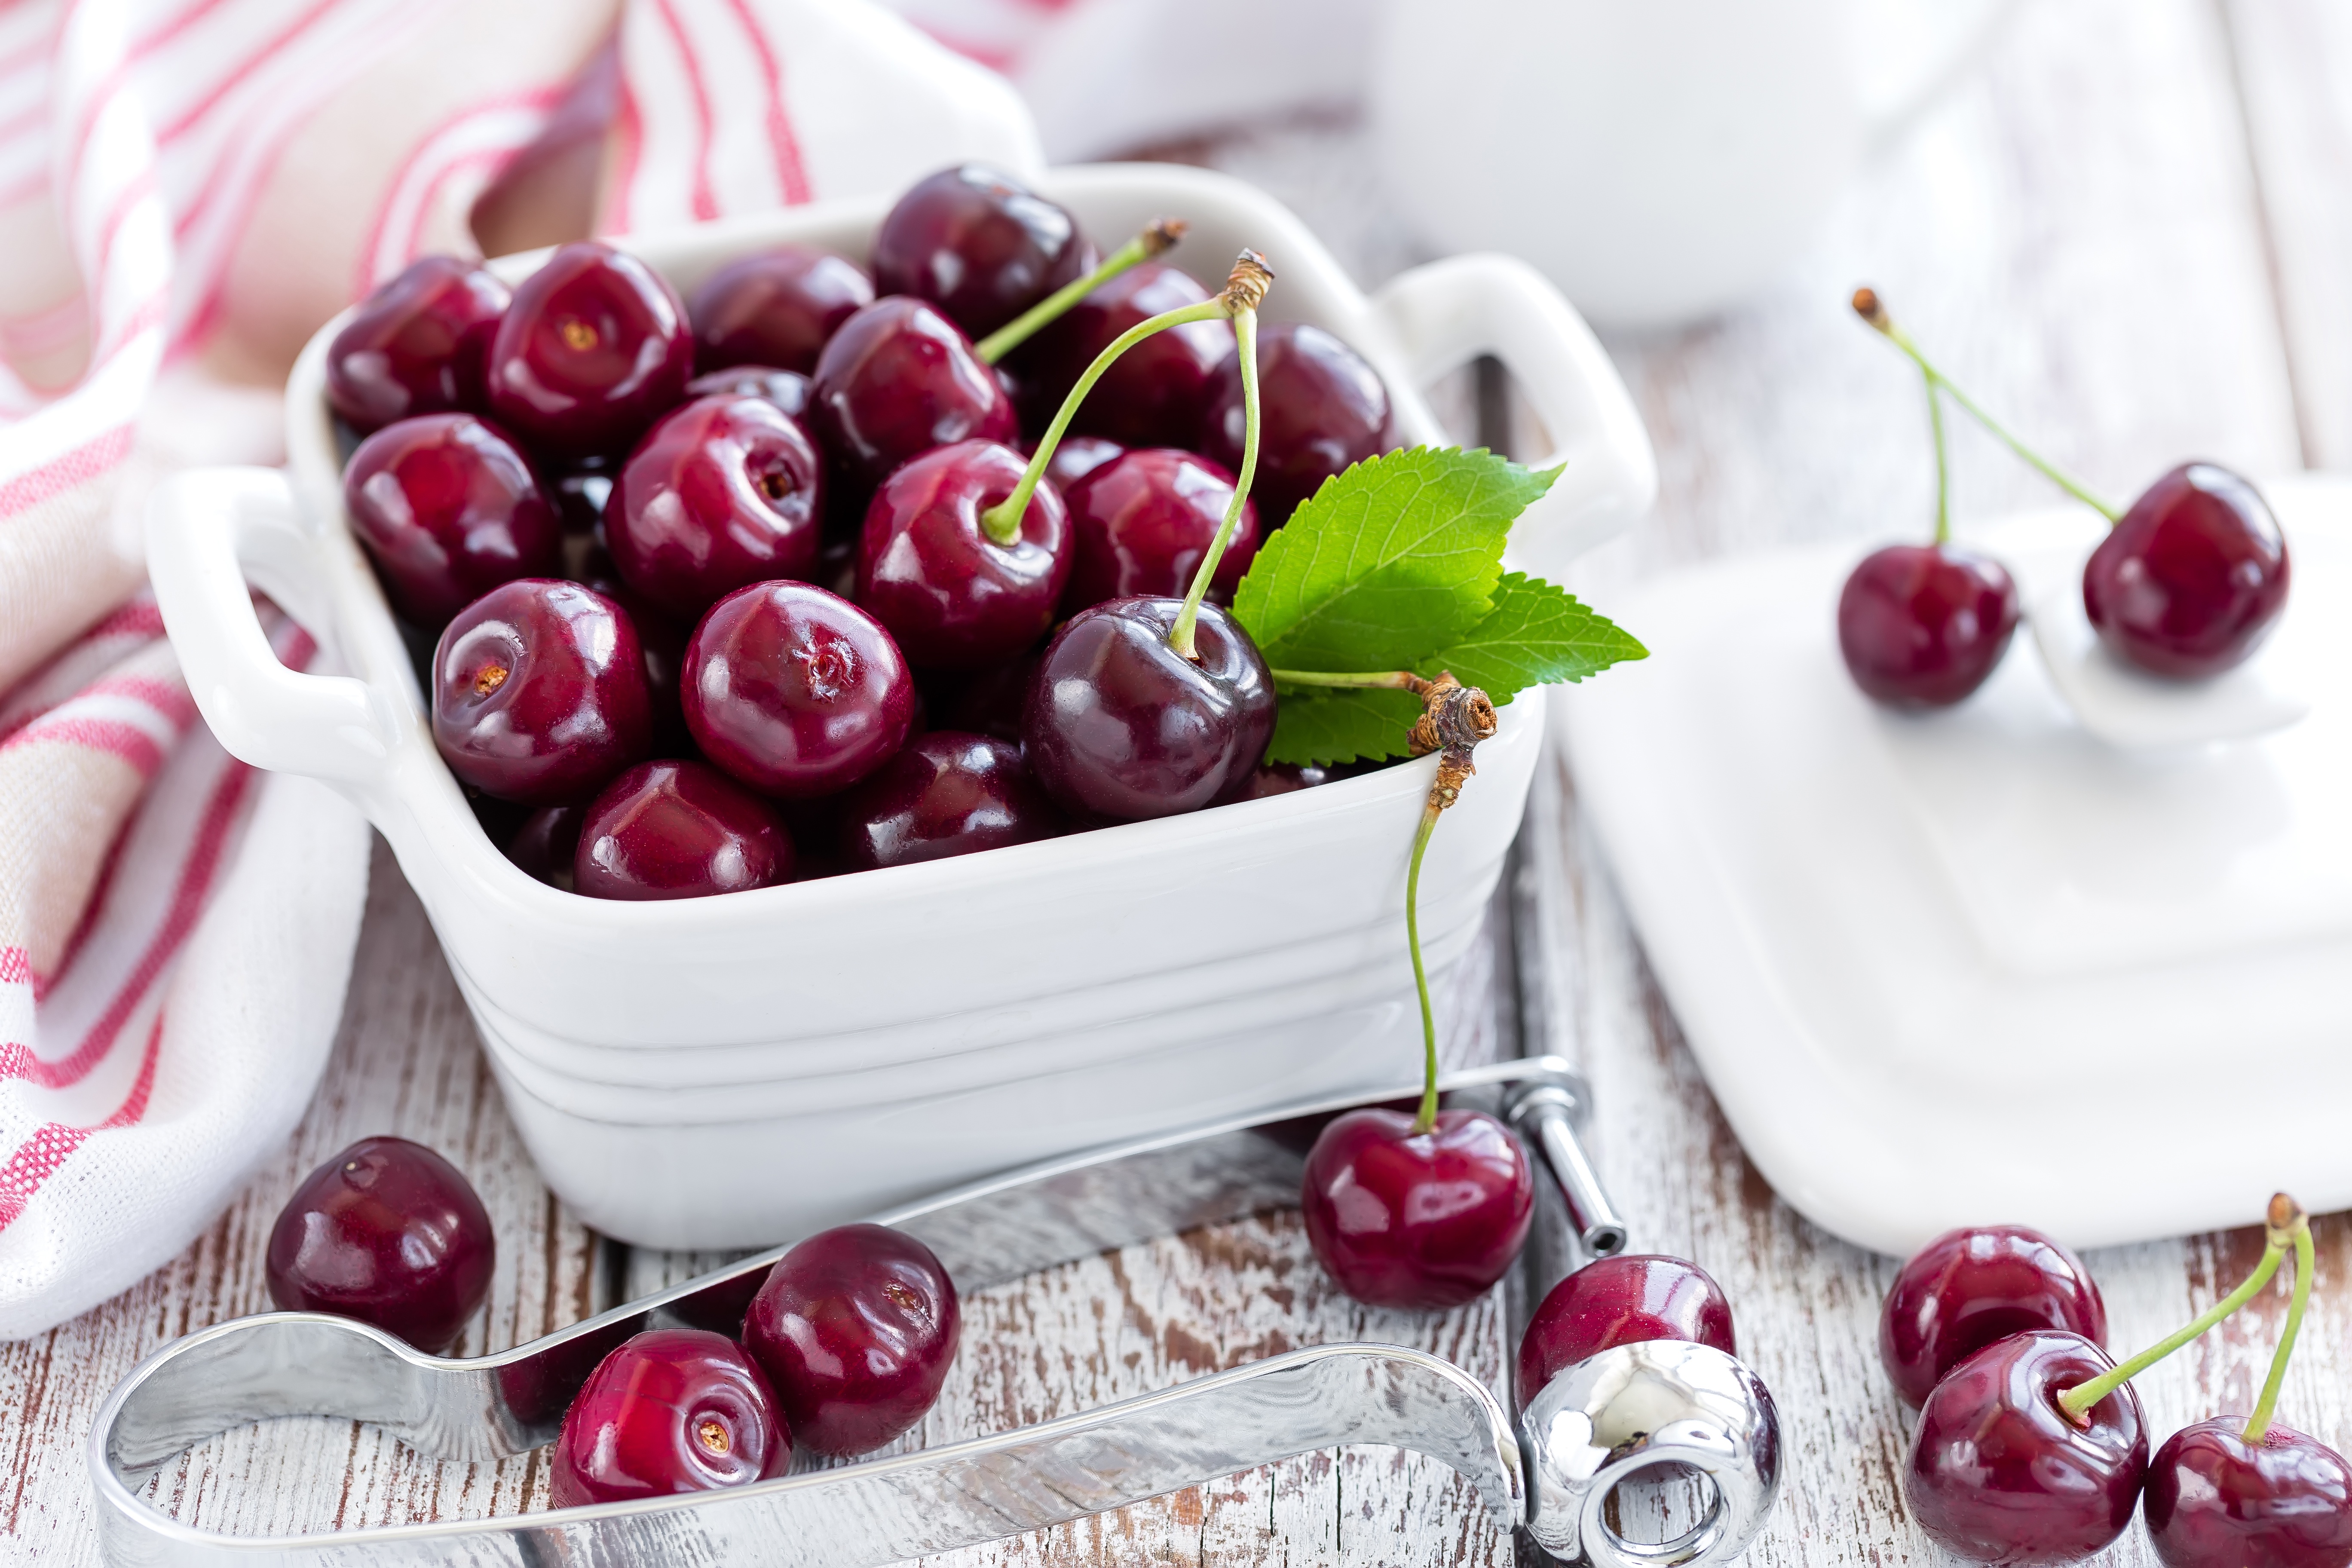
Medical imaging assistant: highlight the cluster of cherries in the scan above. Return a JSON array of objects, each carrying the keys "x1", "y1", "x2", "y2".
[
  {"x1": 1884, "y1": 1208, "x2": 2348, "y2": 1568},
  {"x1": 327, "y1": 162, "x2": 1398, "y2": 898},
  {"x1": 1837, "y1": 288, "x2": 2291, "y2": 709}
]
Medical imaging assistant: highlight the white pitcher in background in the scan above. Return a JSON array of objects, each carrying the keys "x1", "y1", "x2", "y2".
[{"x1": 1370, "y1": 0, "x2": 2015, "y2": 331}]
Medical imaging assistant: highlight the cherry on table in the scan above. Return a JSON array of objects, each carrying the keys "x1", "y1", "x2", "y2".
[
  {"x1": 1016, "y1": 262, "x2": 1233, "y2": 447},
  {"x1": 1837, "y1": 543, "x2": 2020, "y2": 708},
  {"x1": 1060, "y1": 447, "x2": 1258, "y2": 614},
  {"x1": 607, "y1": 393, "x2": 824, "y2": 622},
  {"x1": 1298, "y1": 1108, "x2": 1534, "y2": 1311},
  {"x1": 1880, "y1": 1223, "x2": 2107, "y2": 1409},
  {"x1": 1198, "y1": 322, "x2": 1390, "y2": 526},
  {"x1": 2146, "y1": 1418, "x2": 2352, "y2": 1568},
  {"x1": 431, "y1": 579, "x2": 652, "y2": 805},
  {"x1": 683, "y1": 580, "x2": 916, "y2": 799},
  {"x1": 809, "y1": 296, "x2": 1018, "y2": 490},
  {"x1": 1515, "y1": 1254, "x2": 1737, "y2": 1412},
  {"x1": 687, "y1": 364, "x2": 812, "y2": 419},
  {"x1": 343, "y1": 413, "x2": 560, "y2": 626},
  {"x1": 689, "y1": 244, "x2": 873, "y2": 375},
  {"x1": 485, "y1": 240, "x2": 692, "y2": 462},
  {"x1": 871, "y1": 164, "x2": 1090, "y2": 338},
  {"x1": 837, "y1": 731, "x2": 1063, "y2": 870},
  {"x1": 264, "y1": 1135, "x2": 494, "y2": 1354},
  {"x1": 855, "y1": 439, "x2": 1071, "y2": 668},
  {"x1": 2084, "y1": 461, "x2": 2290, "y2": 679},
  {"x1": 549, "y1": 1328, "x2": 790, "y2": 1507},
  {"x1": 742, "y1": 1222, "x2": 960, "y2": 1456},
  {"x1": 574, "y1": 759, "x2": 794, "y2": 900},
  {"x1": 325, "y1": 255, "x2": 510, "y2": 435}
]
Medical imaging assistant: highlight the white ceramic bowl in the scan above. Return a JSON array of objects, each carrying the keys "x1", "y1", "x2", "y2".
[{"x1": 147, "y1": 163, "x2": 1654, "y2": 1247}]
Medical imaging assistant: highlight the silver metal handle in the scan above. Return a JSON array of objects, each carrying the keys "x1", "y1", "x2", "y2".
[{"x1": 1506, "y1": 1078, "x2": 1629, "y2": 1258}]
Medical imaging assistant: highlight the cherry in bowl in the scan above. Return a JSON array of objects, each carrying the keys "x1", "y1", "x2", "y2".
[
  {"x1": 1299, "y1": 1108, "x2": 1534, "y2": 1311},
  {"x1": 856, "y1": 439, "x2": 1071, "y2": 668},
  {"x1": 1516, "y1": 1254, "x2": 1736, "y2": 1412},
  {"x1": 2084, "y1": 462, "x2": 2290, "y2": 680},
  {"x1": 575, "y1": 759, "x2": 794, "y2": 900},
  {"x1": 837, "y1": 731, "x2": 1063, "y2": 870},
  {"x1": 689, "y1": 244, "x2": 873, "y2": 375},
  {"x1": 742, "y1": 1223, "x2": 960, "y2": 1456},
  {"x1": 1198, "y1": 322, "x2": 1389, "y2": 526},
  {"x1": 1060, "y1": 447, "x2": 1258, "y2": 613},
  {"x1": 683, "y1": 581, "x2": 916, "y2": 799},
  {"x1": 343, "y1": 413, "x2": 560, "y2": 627},
  {"x1": 1879, "y1": 1223, "x2": 2106, "y2": 1409},
  {"x1": 871, "y1": 164, "x2": 1089, "y2": 338},
  {"x1": 265, "y1": 1135, "x2": 494, "y2": 1353},
  {"x1": 325, "y1": 255, "x2": 509, "y2": 435},
  {"x1": 431, "y1": 579, "x2": 652, "y2": 806},
  {"x1": 1837, "y1": 543, "x2": 2020, "y2": 708},
  {"x1": 809, "y1": 296, "x2": 1018, "y2": 490},
  {"x1": 549, "y1": 1328, "x2": 789, "y2": 1507},
  {"x1": 486, "y1": 240, "x2": 692, "y2": 462},
  {"x1": 1017, "y1": 262, "x2": 1232, "y2": 449},
  {"x1": 607, "y1": 393, "x2": 824, "y2": 622}
]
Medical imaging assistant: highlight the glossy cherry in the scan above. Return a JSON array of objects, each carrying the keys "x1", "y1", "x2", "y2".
[
  {"x1": 504, "y1": 802, "x2": 583, "y2": 889},
  {"x1": 2146, "y1": 1419, "x2": 2352, "y2": 1568},
  {"x1": 264, "y1": 1135, "x2": 495, "y2": 1353},
  {"x1": 837, "y1": 731, "x2": 1062, "y2": 870},
  {"x1": 1299, "y1": 1108, "x2": 1533, "y2": 1311},
  {"x1": 2084, "y1": 462, "x2": 2291, "y2": 679},
  {"x1": 1020, "y1": 597, "x2": 1274, "y2": 820},
  {"x1": 1045, "y1": 433, "x2": 1123, "y2": 492},
  {"x1": 431, "y1": 579, "x2": 652, "y2": 805},
  {"x1": 548, "y1": 1329, "x2": 789, "y2": 1507},
  {"x1": 1016, "y1": 262, "x2": 1232, "y2": 447},
  {"x1": 856, "y1": 440, "x2": 1070, "y2": 668},
  {"x1": 343, "y1": 413, "x2": 560, "y2": 626},
  {"x1": 1880, "y1": 1224, "x2": 2107, "y2": 1409},
  {"x1": 683, "y1": 581, "x2": 916, "y2": 799},
  {"x1": 871, "y1": 164, "x2": 1089, "y2": 338},
  {"x1": 1239, "y1": 761, "x2": 1334, "y2": 799},
  {"x1": 1198, "y1": 322, "x2": 1389, "y2": 525},
  {"x1": 1905, "y1": 1329, "x2": 2146, "y2": 1565},
  {"x1": 325, "y1": 255, "x2": 510, "y2": 434},
  {"x1": 687, "y1": 364, "x2": 811, "y2": 418},
  {"x1": 742, "y1": 1223, "x2": 960, "y2": 1456},
  {"x1": 1837, "y1": 544, "x2": 2021, "y2": 708},
  {"x1": 689, "y1": 244, "x2": 873, "y2": 374},
  {"x1": 574, "y1": 759, "x2": 793, "y2": 900},
  {"x1": 1060, "y1": 447, "x2": 1258, "y2": 614},
  {"x1": 809, "y1": 296, "x2": 1018, "y2": 489},
  {"x1": 607, "y1": 394, "x2": 824, "y2": 621},
  {"x1": 485, "y1": 241, "x2": 692, "y2": 461},
  {"x1": 1515, "y1": 1255, "x2": 1737, "y2": 1411}
]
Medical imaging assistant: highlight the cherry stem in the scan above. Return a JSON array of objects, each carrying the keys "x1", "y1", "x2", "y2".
[
  {"x1": 1268, "y1": 668, "x2": 1425, "y2": 691},
  {"x1": 2244, "y1": 1201, "x2": 2316, "y2": 1445},
  {"x1": 1924, "y1": 365, "x2": 1952, "y2": 548},
  {"x1": 1169, "y1": 303, "x2": 1259, "y2": 661},
  {"x1": 1405, "y1": 798, "x2": 1442, "y2": 1136},
  {"x1": 974, "y1": 218, "x2": 1187, "y2": 364},
  {"x1": 1851, "y1": 287, "x2": 2124, "y2": 526}
]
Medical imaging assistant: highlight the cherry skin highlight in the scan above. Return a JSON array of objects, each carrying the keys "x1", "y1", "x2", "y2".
[
  {"x1": 574, "y1": 759, "x2": 793, "y2": 900},
  {"x1": 2146, "y1": 1419, "x2": 2352, "y2": 1568},
  {"x1": 809, "y1": 296, "x2": 1018, "y2": 490},
  {"x1": 548, "y1": 1329, "x2": 789, "y2": 1508},
  {"x1": 742, "y1": 1223, "x2": 960, "y2": 1456},
  {"x1": 1299, "y1": 1108, "x2": 1534, "y2": 1311},
  {"x1": 264, "y1": 1135, "x2": 494, "y2": 1354},
  {"x1": 1060, "y1": 447, "x2": 1259, "y2": 614},
  {"x1": 343, "y1": 413, "x2": 560, "y2": 626},
  {"x1": 1880, "y1": 1224, "x2": 2107, "y2": 1410},
  {"x1": 686, "y1": 364, "x2": 811, "y2": 419},
  {"x1": 837, "y1": 731, "x2": 1063, "y2": 870},
  {"x1": 689, "y1": 244, "x2": 873, "y2": 375},
  {"x1": 2084, "y1": 462, "x2": 2291, "y2": 679},
  {"x1": 485, "y1": 241, "x2": 692, "y2": 461},
  {"x1": 1515, "y1": 1255, "x2": 1737, "y2": 1412},
  {"x1": 1016, "y1": 262, "x2": 1233, "y2": 447},
  {"x1": 431, "y1": 579, "x2": 652, "y2": 805},
  {"x1": 607, "y1": 394, "x2": 825, "y2": 621},
  {"x1": 1044, "y1": 434, "x2": 1124, "y2": 493},
  {"x1": 326, "y1": 256, "x2": 510, "y2": 435},
  {"x1": 871, "y1": 164, "x2": 1089, "y2": 338},
  {"x1": 683, "y1": 581, "x2": 916, "y2": 799},
  {"x1": 856, "y1": 439, "x2": 1071, "y2": 668},
  {"x1": 1199, "y1": 322, "x2": 1390, "y2": 526},
  {"x1": 1904, "y1": 1329, "x2": 2147, "y2": 1565},
  {"x1": 1020, "y1": 597, "x2": 1275, "y2": 821},
  {"x1": 1837, "y1": 544, "x2": 2020, "y2": 708}
]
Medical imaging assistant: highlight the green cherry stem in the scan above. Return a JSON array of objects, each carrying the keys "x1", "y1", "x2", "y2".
[
  {"x1": 1169, "y1": 254, "x2": 1270, "y2": 661},
  {"x1": 1267, "y1": 668, "x2": 1420, "y2": 691},
  {"x1": 2245, "y1": 1198, "x2": 2316, "y2": 1445},
  {"x1": 1924, "y1": 364, "x2": 1952, "y2": 548},
  {"x1": 973, "y1": 218, "x2": 1187, "y2": 364},
  {"x1": 1852, "y1": 286, "x2": 2124, "y2": 526},
  {"x1": 1404, "y1": 799, "x2": 1442, "y2": 1134}
]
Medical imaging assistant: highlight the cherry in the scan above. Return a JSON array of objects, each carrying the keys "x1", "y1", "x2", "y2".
[
  {"x1": 548, "y1": 1329, "x2": 789, "y2": 1508},
  {"x1": 1198, "y1": 322, "x2": 1389, "y2": 525},
  {"x1": 836, "y1": 731, "x2": 1062, "y2": 870},
  {"x1": 1017, "y1": 262, "x2": 1232, "y2": 447},
  {"x1": 1239, "y1": 761, "x2": 1333, "y2": 799},
  {"x1": 683, "y1": 581, "x2": 915, "y2": 799},
  {"x1": 325, "y1": 255, "x2": 509, "y2": 434},
  {"x1": 689, "y1": 244, "x2": 873, "y2": 375},
  {"x1": 1837, "y1": 544, "x2": 2020, "y2": 708},
  {"x1": 1020, "y1": 597, "x2": 1273, "y2": 820},
  {"x1": 485, "y1": 241, "x2": 692, "y2": 462},
  {"x1": 2084, "y1": 462, "x2": 2291, "y2": 679},
  {"x1": 1515, "y1": 1255, "x2": 1737, "y2": 1412},
  {"x1": 742, "y1": 1223, "x2": 960, "y2": 1456},
  {"x1": 2147, "y1": 1420, "x2": 2352, "y2": 1568},
  {"x1": 808, "y1": 296, "x2": 1018, "y2": 490},
  {"x1": 264, "y1": 1135, "x2": 495, "y2": 1354},
  {"x1": 1299, "y1": 1108, "x2": 1533, "y2": 1311},
  {"x1": 872, "y1": 164, "x2": 1089, "y2": 338},
  {"x1": 855, "y1": 439, "x2": 1071, "y2": 668},
  {"x1": 1905, "y1": 1330, "x2": 2147, "y2": 1565},
  {"x1": 1045, "y1": 433, "x2": 1123, "y2": 492},
  {"x1": 504, "y1": 802, "x2": 583, "y2": 889},
  {"x1": 1880, "y1": 1224, "x2": 2107, "y2": 1410},
  {"x1": 431, "y1": 579, "x2": 652, "y2": 805},
  {"x1": 342, "y1": 413, "x2": 561, "y2": 627},
  {"x1": 574, "y1": 759, "x2": 793, "y2": 900},
  {"x1": 1060, "y1": 448, "x2": 1259, "y2": 614},
  {"x1": 607, "y1": 394, "x2": 824, "y2": 621},
  {"x1": 687, "y1": 364, "x2": 811, "y2": 419}
]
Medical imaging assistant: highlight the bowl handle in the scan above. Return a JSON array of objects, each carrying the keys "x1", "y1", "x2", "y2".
[
  {"x1": 147, "y1": 466, "x2": 398, "y2": 786},
  {"x1": 1370, "y1": 253, "x2": 1657, "y2": 579}
]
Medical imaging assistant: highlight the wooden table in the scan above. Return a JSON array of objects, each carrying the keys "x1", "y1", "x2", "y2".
[{"x1": 10, "y1": 0, "x2": 2352, "y2": 1560}]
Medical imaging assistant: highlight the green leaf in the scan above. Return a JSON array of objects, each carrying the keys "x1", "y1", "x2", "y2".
[
  {"x1": 1265, "y1": 687, "x2": 1423, "y2": 766},
  {"x1": 1420, "y1": 573, "x2": 1648, "y2": 702},
  {"x1": 1233, "y1": 447, "x2": 1559, "y2": 673}
]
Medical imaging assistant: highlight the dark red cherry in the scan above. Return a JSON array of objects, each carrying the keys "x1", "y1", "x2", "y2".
[
  {"x1": 325, "y1": 255, "x2": 509, "y2": 434},
  {"x1": 686, "y1": 364, "x2": 811, "y2": 419},
  {"x1": 837, "y1": 731, "x2": 1062, "y2": 870},
  {"x1": 1044, "y1": 434, "x2": 1123, "y2": 492},
  {"x1": 504, "y1": 802, "x2": 583, "y2": 890},
  {"x1": 1515, "y1": 1255, "x2": 1736, "y2": 1412},
  {"x1": 1880, "y1": 1224, "x2": 2107, "y2": 1409},
  {"x1": 743, "y1": 1223, "x2": 959, "y2": 1456},
  {"x1": 574, "y1": 759, "x2": 793, "y2": 900},
  {"x1": 683, "y1": 581, "x2": 915, "y2": 799},
  {"x1": 1299, "y1": 1108, "x2": 1534, "y2": 1311},
  {"x1": 485, "y1": 241, "x2": 692, "y2": 461},
  {"x1": 1020, "y1": 597, "x2": 1274, "y2": 820},
  {"x1": 1239, "y1": 761, "x2": 1332, "y2": 799},
  {"x1": 264, "y1": 1135, "x2": 495, "y2": 1354},
  {"x1": 1060, "y1": 447, "x2": 1258, "y2": 614},
  {"x1": 808, "y1": 297, "x2": 1018, "y2": 488},
  {"x1": 573, "y1": 546, "x2": 691, "y2": 750},
  {"x1": 607, "y1": 394, "x2": 824, "y2": 621},
  {"x1": 548, "y1": 1329, "x2": 789, "y2": 1508},
  {"x1": 343, "y1": 413, "x2": 560, "y2": 626},
  {"x1": 1906, "y1": 1330, "x2": 2146, "y2": 1564},
  {"x1": 856, "y1": 440, "x2": 1070, "y2": 668},
  {"x1": 2084, "y1": 462, "x2": 2290, "y2": 679},
  {"x1": 1019, "y1": 262, "x2": 1232, "y2": 447},
  {"x1": 2147, "y1": 1419, "x2": 2352, "y2": 1568},
  {"x1": 1199, "y1": 322, "x2": 1389, "y2": 525},
  {"x1": 431, "y1": 579, "x2": 651, "y2": 805},
  {"x1": 872, "y1": 164, "x2": 1088, "y2": 338},
  {"x1": 689, "y1": 245, "x2": 873, "y2": 375},
  {"x1": 1838, "y1": 543, "x2": 2020, "y2": 708}
]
